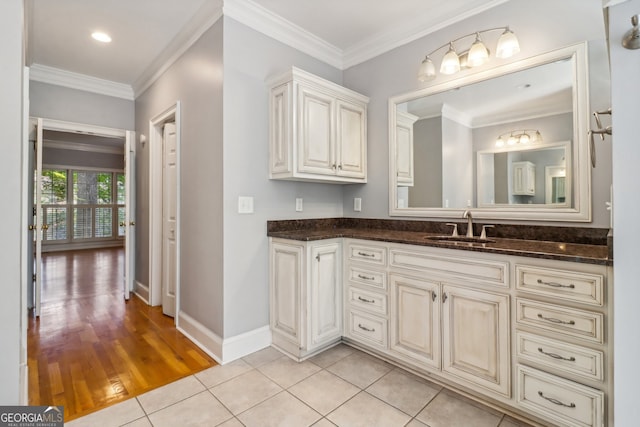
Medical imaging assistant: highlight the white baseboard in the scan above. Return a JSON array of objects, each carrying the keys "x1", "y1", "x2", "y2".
[
  {"x1": 177, "y1": 310, "x2": 272, "y2": 365},
  {"x1": 20, "y1": 363, "x2": 28, "y2": 405},
  {"x1": 134, "y1": 280, "x2": 150, "y2": 304},
  {"x1": 222, "y1": 325, "x2": 272, "y2": 364},
  {"x1": 177, "y1": 311, "x2": 223, "y2": 364}
]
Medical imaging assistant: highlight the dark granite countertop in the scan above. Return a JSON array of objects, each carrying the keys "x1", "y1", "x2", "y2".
[{"x1": 267, "y1": 219, "x2": 613, "y2": 266}]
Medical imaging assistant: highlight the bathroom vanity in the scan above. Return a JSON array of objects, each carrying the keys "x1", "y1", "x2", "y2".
[{"x1": 268, "y1": 219, "x2": 612, "y2": 427}]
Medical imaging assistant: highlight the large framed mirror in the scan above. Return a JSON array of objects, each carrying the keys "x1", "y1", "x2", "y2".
[{"x1": 389, "y1": 43, "x2": 591, "y2": 221}]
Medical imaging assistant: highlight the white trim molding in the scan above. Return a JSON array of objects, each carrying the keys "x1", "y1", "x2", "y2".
[
  {"x1": 223, "y1": 0, "x2": 343, "y2": 69},
  {"x1": 177, "y1": 310, "x2": 272, "y2": 365},
  {"x1": 29, "y1": 64, "x2": 134, "y2": 100}
]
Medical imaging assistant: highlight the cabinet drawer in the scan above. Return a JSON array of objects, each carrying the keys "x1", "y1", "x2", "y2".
[
  {"x1": 516, "y1": 298, "x2": 603, "y2": 344},
  {"x1": 347, "y1": 309, "x2": 387, "y2": 348},
  {"x1": 516, "y1": 365, "x2": 604, "y2": 427},
  {"x1": 389, "y1": 248, "x2": 508, "y2": 288},
  {"x1": 347, "y1": 242, "x2": 387, "y2": 266},
  {"x1": 516, "y1": 331, "x2": 604, "y2": 381},
  {"x1": 516, "y1": 265, "x2": 604, "y2": 306},
  {"x1": 348, "y1": 287, "x2": 387, "y2": 315},
  {"x1": 346, "y1": 265, "x2": 387, "y2": 290}
]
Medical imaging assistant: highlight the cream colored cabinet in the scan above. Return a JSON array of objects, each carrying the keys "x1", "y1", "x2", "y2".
[
  {"x1": 441, "y1": 284, "x2": 511, "y2": 397},
  {"x1": 512, "y1": 161, "x2": 536, "y2": 196},
  {"x1": 394, "y1": 111, "x2": 418, "y2": 186},
  {"x1": 514, "y1": 260, "x2": 610, "y2": 427},
  {"x1": 269, "y1": 67, "x2": 369, "y2": 183},
  {"x1": 388, "y1": 274, "x2": 510, "y2": 397},
  {"x1": 389, "y1": 274, "x2": 440, "y2": 369},
  {"x1": 269, "y1": 237, "x2": 342, "y2": 360}
]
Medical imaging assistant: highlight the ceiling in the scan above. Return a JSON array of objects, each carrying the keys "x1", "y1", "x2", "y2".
[{"x1": 26, "y1": 0, "x2": 509, "y2": 94}]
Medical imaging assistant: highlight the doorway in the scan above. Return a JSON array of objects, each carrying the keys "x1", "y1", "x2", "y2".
[
  {"x1": 146, "y1": 102, "x2": 181, "y2": 319},
  {"x1": 29, "y1": 118, "x2": 135, "y2": 315}
]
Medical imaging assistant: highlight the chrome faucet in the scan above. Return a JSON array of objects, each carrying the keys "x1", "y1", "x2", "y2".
[{"x1": 462, "y1": 209, "x2": 474, "y2": 238}]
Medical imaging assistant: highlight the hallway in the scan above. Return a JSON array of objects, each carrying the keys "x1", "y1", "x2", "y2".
[{"x1": 28, "y1": 248, "x2": 217, "y2": 421}]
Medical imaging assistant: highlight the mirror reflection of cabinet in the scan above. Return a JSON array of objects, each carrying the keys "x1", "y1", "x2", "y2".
[
  {"x1": 512, "y1": 161, "x2": 536, "y2": 196},
  {"x1": 395, "y1": 111, "x2": 418, "y2": 186}
]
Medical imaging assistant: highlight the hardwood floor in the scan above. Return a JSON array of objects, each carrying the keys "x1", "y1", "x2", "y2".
[{"x1": 28, "y1": 247, "x2": 217, "y2": 421}]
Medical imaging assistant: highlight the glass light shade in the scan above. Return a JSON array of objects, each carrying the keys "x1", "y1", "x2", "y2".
[
  {"x1": 507, "y1": 135, "x2": 517, "y2": 145},
  {"x1": 418, "y1": 56, "x2": 436, "y2": 82},
  {"x1": 534, "y1": 131, "x2": 543, "y2": 143},
  {"x1": 496, "y1": 28, "x2": 520, "y2": 58},
  {"x1": 495, "y1": 137, "x2": 505, "y2": 147},
  {"x1": 519, "y1": 133, "x2": 530, "y2": 144},
  {"x1": 467, "y1": 34, "x2": 489, "y2": 67},
  {"x1": 440, "y1": 44, "x2": 460, "y2": 75}
]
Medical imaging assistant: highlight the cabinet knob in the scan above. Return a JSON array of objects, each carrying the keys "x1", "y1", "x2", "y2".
[
  {"x1": 315, "y1": 254, "x2": 320, "y2": 261},
  {"x1": 442, "y1": 292, "x2": 448, "y2": 303}
]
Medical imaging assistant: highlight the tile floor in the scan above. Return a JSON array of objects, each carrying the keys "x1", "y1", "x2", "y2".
[{"x1": 67, "y1": 344, "x2": 534, "y2": 427}]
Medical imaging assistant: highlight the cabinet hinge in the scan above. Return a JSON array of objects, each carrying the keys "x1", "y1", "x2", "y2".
[
  {"x1": 33, "y1": 207, "x2": 37, "y2": 216},
  {"x1": 32, "y1": 274, "x2": 36, "y2": 282}
]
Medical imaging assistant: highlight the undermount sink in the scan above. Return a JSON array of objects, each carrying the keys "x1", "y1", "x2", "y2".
[{"x1": 425, "y1": 235, "x2": 496, "y2": 245}]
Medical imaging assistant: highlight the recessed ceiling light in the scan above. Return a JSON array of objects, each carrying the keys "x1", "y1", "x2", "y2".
[{"x1": 91, "y1": 32, "x2": 112, "y2": 43}]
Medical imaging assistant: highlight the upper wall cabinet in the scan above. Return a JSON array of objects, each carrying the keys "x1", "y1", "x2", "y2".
[{"x1": 269, "y1": 67, "x2": 369, "y2": 184}]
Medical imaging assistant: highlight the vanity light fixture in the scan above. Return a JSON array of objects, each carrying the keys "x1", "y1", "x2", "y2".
[
  {"x1": 495, "y1": 129, "x2": 542, "y2": 147},
  {"x1": 418, "y1": 27, "x2": 520, "y2": 82}
]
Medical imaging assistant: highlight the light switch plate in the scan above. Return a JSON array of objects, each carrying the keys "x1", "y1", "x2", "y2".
[
  {"x1": 295, "y1": 198, "x2": 303, "y2": 212},
  {"x1": 354, "y1": 198, "x2": 362, "y2": 212},
  {"x1": 238, "y1": 196, "x2": 254, "y2": 214}
]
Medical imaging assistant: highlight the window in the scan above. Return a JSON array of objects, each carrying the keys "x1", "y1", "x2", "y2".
[{"x1": 40, "y1": 169, "x2": 125, "y2": 244}]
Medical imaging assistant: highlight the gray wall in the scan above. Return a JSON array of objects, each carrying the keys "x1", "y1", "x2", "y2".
[
  {"x1": 134, "y1": 20, "x2": 225, "y2": 336},
  {"x1": 609, "y1": 1, "x2": 640, "y2": 424},
  {"x1": 410, "y1": 117, "x2": 441, "y2": 207},
  {"x1": 0, "y1": 0, "x2": 24, "y2": 404},
  {"x1": 342, "y1": 0, "x2": 612, "y2": 227},
  {"x1": 221, "y1": 17, "x2": 345, "y2": 337},
  {"x1": 43, "y1": 148, "x2": 124, "y2": 170},
  {"x1": 133, "y1": 17, "x2": 344, "y2": 339},
  {"x1": 30, "y1": 81, "x2": 134, "y2": 130}
]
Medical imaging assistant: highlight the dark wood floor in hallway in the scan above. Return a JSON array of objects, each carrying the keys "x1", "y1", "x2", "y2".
[{"x1": 28, "y1": 247, "x2": 217, "y2": 421}]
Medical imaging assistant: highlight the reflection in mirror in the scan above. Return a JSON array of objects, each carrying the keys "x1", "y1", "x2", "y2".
[
  {"x1": 477, "y1": 142, "x2": 570, "y2": 207},
  {"x1": 389, "y1": 43, "x2": 593, "y2": 221}
]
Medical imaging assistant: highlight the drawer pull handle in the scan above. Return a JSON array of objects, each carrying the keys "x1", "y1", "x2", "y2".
[
  {"x1": 537, "y1": 313, "x2": 575, "y2": 325},
  {"x1": 537, "y1": 279, "x2": 575, "y2": 289},
  {"x1": 357, "y1": 274, "x2": 375, "y2": 281},
  {"x1": 358, "y1": 296, "x2": 375, "y2": 304},
  {"x1": 357, "y1": 251, "x2": 375, "y2": 258},
  {"x1": 537, "y1": 391, "x2": 576, "y2": 408},
  {"x1": 537, "y1": 347, "x2": 576, "y2": 362},
  {"x1": 358, "y1": 324, "x2": 375, "y2": 332}
]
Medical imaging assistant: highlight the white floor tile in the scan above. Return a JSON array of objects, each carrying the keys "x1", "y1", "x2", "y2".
[
  {"x1": 210, "y1": 369, "x2": 282, "y2": 414},
  {"x1": 65, "y1": 398, "x2": 145, "y2": 427},
  {"x1": 148, "y1": 391, "x2": 232, "y2": 427},
  {"x1": 136, "y1": 375, "x2": 205, "y2": 414},
  {"x1": 258, "y1": 355, "x2": 321, "y2": 388},
  {"x1": 195, "y1": 359, "x2": 253, "y2": 388},
  {"x1": 326, "y1": 391, "x2": 411, "y2": 427},
  {"x1": 289, "y1": 370, "x2": 359, "y2": 415},
  {"x1": 366, "y1": 368, "x2": 441, "y2": 416},
  {"x1": 237, "y1": 391, "x2": 321, "y2": 427}
]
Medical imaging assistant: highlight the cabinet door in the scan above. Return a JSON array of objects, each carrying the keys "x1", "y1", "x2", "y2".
[
  {"x1": 309, "y1": 242, "x2": 342, "y2": 348},
  {"x1": 336, "y1": 100, "x2": 366, "y2": 178},
  {"x1": 270, "y1": 241, "x2": 304, "y2": 346},
  {"x1": 269, "y1": 83, "x2": 291, "y2": 175},
  {"x1": 297, "y1": 85, "x2": 335, "y2": 175},
  {"x1": 442, "y1": 284, "x2": 510, "y2": 397},
  {"x1": 389, "y1": 274, "x2": 441, "y2": 369},
  {"x1": 395, "y1": 111, "x2": 416, "y2": 186}
]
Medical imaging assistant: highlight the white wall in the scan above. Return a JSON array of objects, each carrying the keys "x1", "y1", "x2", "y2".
[
  {"x1": 608, "y1": 1, "x2": 640, "y2": 424},
  {"x1": 0, "y1": 0, "x2": 25, "y2": 404},
  {"x1": 342, "y1": 0, "x2": 612, "y2": 227},
  {"x1": 30, "y1": 81, "x2": 134, "y2": 130}
]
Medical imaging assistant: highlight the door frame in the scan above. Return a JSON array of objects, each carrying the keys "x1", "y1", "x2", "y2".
[{"x1": 148, "y1": 102, "x2": 181, "y2": 318}]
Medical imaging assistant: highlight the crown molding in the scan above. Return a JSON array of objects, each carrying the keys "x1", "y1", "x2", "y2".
[
  {"x1": 132, "y1": 0, "x2": 224, "y2": 97},
  {"x1": 29, "y1": 64, "x2": 134, "y2": 100},
  {"x1": 223, "y1": 0, "x2": 344, "y2": 69},
  {"x1": 343, "y1": 0, "x2": 511, "y2": 69}
]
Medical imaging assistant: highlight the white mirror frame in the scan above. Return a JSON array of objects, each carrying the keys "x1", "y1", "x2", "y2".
[{"x1": 388, "y1": 42, "x2": 591, "y2": 222}]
